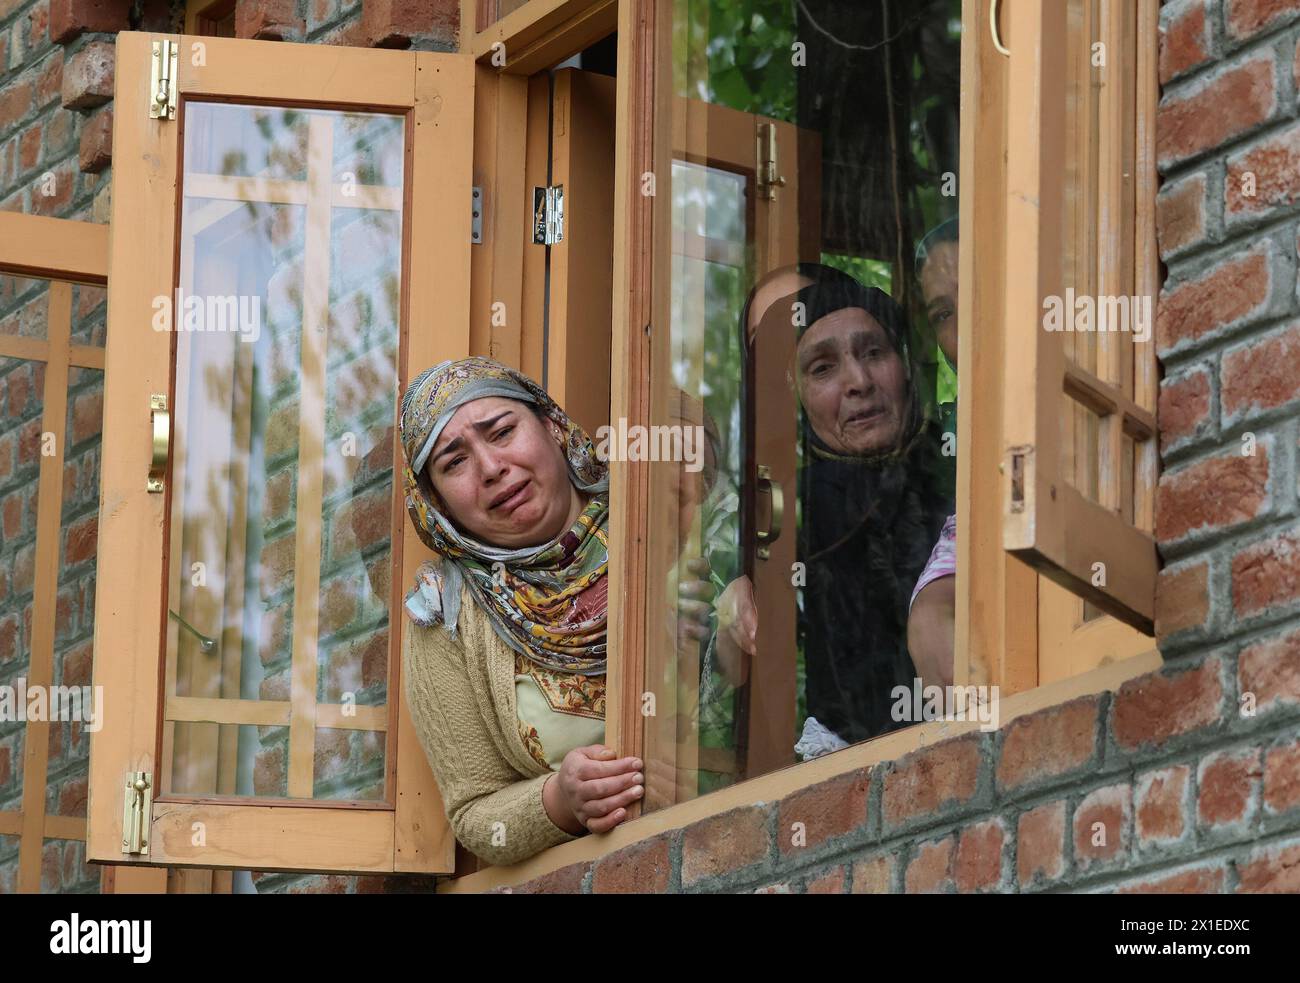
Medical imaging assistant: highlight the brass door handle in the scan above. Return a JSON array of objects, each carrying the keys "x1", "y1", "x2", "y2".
[
  {"x1": 755, "y1": 464, "x2": 784, "y2": 560},
  {"x1": 148, "y1": 393, "x2": 169, "y2": 493}
]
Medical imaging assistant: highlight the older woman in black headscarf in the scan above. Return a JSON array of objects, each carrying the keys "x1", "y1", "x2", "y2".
[{"x1": 714, "y1": 266, "x2": 952, "y2": 752}]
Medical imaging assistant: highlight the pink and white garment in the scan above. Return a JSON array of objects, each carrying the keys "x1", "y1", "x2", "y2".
[{"x1": 909, "y1": 513, "x2": 956, "y2": 610}]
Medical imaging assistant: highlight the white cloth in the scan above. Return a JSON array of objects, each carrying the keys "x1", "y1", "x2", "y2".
[{"x1": 794, "y1": 715, "x2": 849, "y2": 761}]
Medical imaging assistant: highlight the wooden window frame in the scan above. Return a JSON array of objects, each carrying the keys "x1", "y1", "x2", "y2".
[
  {"x1": 0, "y1": 212, "x2": 168, "y2": 893},
  {"x1": 88, "y1": 32, "x2": 472, "y2": 876},
  {"x1": 447, "y1": 0, "x2": 1163, "y2": 888}
]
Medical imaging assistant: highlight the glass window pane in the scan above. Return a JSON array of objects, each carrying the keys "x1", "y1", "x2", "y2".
[
  {"x1": 164, "y1": 102, "x2": 406, "y2": 803},
  {"x1": 645, "y1": 0, "x2": 964, "y2": 810}
]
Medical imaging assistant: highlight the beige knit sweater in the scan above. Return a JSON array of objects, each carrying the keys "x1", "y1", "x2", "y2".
[{"x1": 402, "y1": 583, "x2": 592, "y2": 866}]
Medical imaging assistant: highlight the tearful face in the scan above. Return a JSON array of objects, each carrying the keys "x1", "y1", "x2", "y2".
[{"x1": 425, "y1": 396, "x2": 577, "y2": 548}]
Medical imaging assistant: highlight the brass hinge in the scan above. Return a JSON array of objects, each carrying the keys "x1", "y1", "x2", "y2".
[
  {"x1": 756, "y1": 122, "x2": 786, "y2": 201},
  {"x1": 149, "y1": 39, "x2": 178, "y2": 120},
  {"x1": 532, "y1": 185, "x2": 564, "y2": 245},
  {"x1": 121, "y1": 771, "x2": 153, "y2": 856}
]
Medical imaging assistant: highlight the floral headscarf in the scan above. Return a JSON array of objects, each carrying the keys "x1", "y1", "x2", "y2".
[{"x1": 400, "y1": 357, "x2": 610, "y2": 674}]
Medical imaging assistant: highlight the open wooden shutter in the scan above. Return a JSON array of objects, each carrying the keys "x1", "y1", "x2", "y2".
[
  {"x1": 1001, "y1": 0, "x2": 1158, "y2": 635},
  {"x1": 88, "y1": 32, "x2": 473, "y2": 875}
]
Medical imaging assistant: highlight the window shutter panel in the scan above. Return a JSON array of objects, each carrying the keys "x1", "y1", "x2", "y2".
[{"x1": 1001, "y1": 0, "x2": 1158, "y2": 635}]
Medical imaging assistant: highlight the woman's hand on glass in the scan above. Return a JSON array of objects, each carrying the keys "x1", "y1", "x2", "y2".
[
  {"x1": 544, "y1": 745, "x2": 644, "y2": 835},
  {"x1": 714, "y1": 575, "x2": 757, "y2": 685},
  {"x1": 677, "y1": 557, "x2": 716, "y2": 649}
]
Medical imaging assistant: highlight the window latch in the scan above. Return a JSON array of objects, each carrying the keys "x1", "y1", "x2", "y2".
[
  {"x1": 532, "y1": 185, "x2": 564, "y2": 246},
  {"x1": 122, "y1": 771, "x2": 153, "y2": 856},
  {"x1": 149, "y1": 39, "x2": 178, "y2": 121}
]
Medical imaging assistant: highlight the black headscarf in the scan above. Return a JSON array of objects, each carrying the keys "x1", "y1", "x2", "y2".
[{"x1": 756, "y1": 270, "x2": 952, "y2": 744}]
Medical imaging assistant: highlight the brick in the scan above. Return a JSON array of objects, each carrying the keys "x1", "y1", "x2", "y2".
[
  {"x1": 1160, "y1": 0, "x2": 1212, "y2": 84},
  {"x1": 850, "y1": 854, "x2": 893, "y2": 894},
  {"x1": 904, "y1": 836, "x2": 953, "y2": 894},
  {"x1": 78, "y1": 105, "x2": 110, "y2": 173},
  {"x1": 1018, "y1": 801, "x2": 1066, "y2": 887},
  {"x1": 362, "y1": 0, "x2": 458, "y2": 49},
  {"x1": 29, "y1": 160, "x2": 74, "y2": 216},
  {"x1": 49, "y1": 0, "x2": 130, "y2": 45},
  {"x1": 1226, "y1": 125, "x2": 1300, "y2": 227},
  {"x1": 0, "y1": 613, "x2": 18, "y2": 663},
  {"x1": 1237, "y1": 838, "x2": 1300, "y2": 892},
  {"x1": 69, "y1": 388, "x2": 101, "y2": 444},
  {"x1": 882, "y1": 735, "x2": 982, "y2": 829},
  {"x1": 514, "y1": 861, "x2": 590, "y2": 894},
  {"x1": 62, "y1": 640, "x2": 92, "y2": 688},
  {"x1": 1240, "y1": 627, "x2": 1300, "y2": 715},
  {"x1": 235, "y1": 0, "x2": 306, "y2": 41},
  {"x1": 63, "y1": 512, "x2": 96, "y2": 565},
  {"x1": 263, "y1": 467, "x2": 293, "y2": 525},
  {"x1": 253, "y1": 743, "x2": 286, "y2": 795},
  {"x1": 1263, "y1": 737, "x2": 1300, "y2": 817},
  {"x1": 681, "y1": 805, "x2": 769, "y2": 886},
  {"x1": 776, "y1": 768, "x2": 870, "y2": 854},
  {"x1": 28, "y1": 1, "x2": 50, "y2": 47},
  {"x1": 312, "y1": 728, "x2": 350, "y2": 784},
  {"x1": 0, "y1": 80, "x2": 33, "y2": 132},
  {"x1": 1156, "y1": 246, "x2": 1272, "y2": 356},
  {"x1": 1157, "y1": 54, "x2": 1277, "y2": 168},
  {"x1": 1156, "y1": 171, "x2": 1207, "y2": 257},
  {"x1": 36, "y1": 52, "x2": 64, "y2": 107},
  {"x1": 1198, "y1": 747, "x2": 1262, "y2": 829},
  {"x1": 1158, "y1": 366, "x2": 1212, "y2": 454},
  {"x1": 590, "y1": 834, "x2": 671, "y2": 894},
  {"x1": 330, "y1": 484, "x2": 391, "y2": 561},
  {"x1": 1155, "y1": 445, "x2": 1270, "y2": 544},
  {"x1": 804, "y1": 865, "x2": 846, "y2": 894},
  {"x1": 1232, "y1": 530, "x2": 1300, "y2": 618},
  {"x1": 1073, "y1": 783, "x2": 1131, "y2": 871},
  {"x1": 1156, "y1": 561, "x2": 1210, "y2": 637},
  {"x1": 1223, "y1": 324, "x2": 1300, "y2": 424},
  {"x1": 997, "y1": 696, "x2": 1099, "y2": 793},
  {"x1": 1226, "y1": 0, "x2": 1300, "y2": 40},
  {"x1": 954, "y1": 818, "x2": 1004, "y2": 893},
  {"x1": 61, "y1": 40, "x2": 112, "y2": 110},
  {"x1": 17, "y1": 121, "x2": 40, "y2": 172},
  {"x1": 57, "y1": 776, "x2": 87, "y2": 818},
  {"x1": 318, "y1": 576, "x2": 359, "y2": 636},
  {"x1": 1135, "y1": 765, "x2": 1191, "y2": 847},
  {"x1": 45, "y1": 108, "x2": 73, "y2": 155},
  {"x1": 1117, "y1": 863, "x2": 1226, "y2": 893},
  {"x1": 1111, "y1": 658, "x2": 1225, "y2": 751},
  {"x1": 259, "y1": 535, "x2": 296, "y2": 600}
]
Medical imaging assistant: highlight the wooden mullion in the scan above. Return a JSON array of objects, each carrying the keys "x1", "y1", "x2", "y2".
[
  {"x1": 605, "y1": 0, "x2": 660, "y2": 804},
  {"x1": 286, "y1": 115, "x2": 334, "y2": 799},
  {"x1": 16, "y1": 280, "x2": 72, "y2": 893},
  {"x1": 1133, "y1": 0, "x2": 1160, "y2": 536}
]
